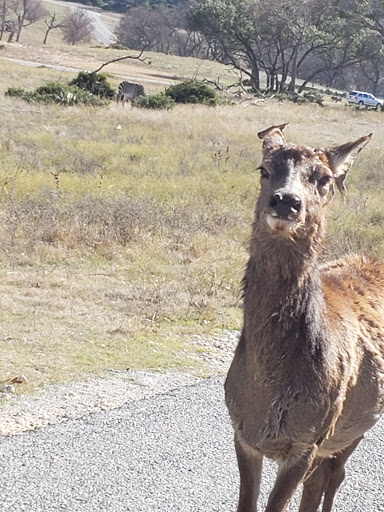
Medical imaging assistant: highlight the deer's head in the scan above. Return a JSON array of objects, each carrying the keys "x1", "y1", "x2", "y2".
[{"x1": 256, "y1": 124, "x2": 372, "y2": 240}]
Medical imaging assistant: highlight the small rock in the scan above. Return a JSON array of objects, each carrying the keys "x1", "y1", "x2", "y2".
[
  {"x1": 10, "y1": 375, "x2": 28, "y2": 385},
  {"x1": 0, "y1": 384, "x2": 15, "y2": 394}
]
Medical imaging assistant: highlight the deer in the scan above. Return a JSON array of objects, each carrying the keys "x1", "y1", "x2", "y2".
[{"x1": 225, "y1": 123, "x2": 384, "y2": 512}]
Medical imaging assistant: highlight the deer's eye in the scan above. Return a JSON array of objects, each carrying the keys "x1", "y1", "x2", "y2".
[
  {"x1": 259, "y1": 167, "x2": 270, "y2": 180},
  {"x1": 318, "y1": 175, "x2": 332, "y2": 187}
]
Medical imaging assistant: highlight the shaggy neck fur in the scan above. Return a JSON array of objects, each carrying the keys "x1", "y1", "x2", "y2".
[{"x1": 243, "y1": 206, "x2": 328, "y2": 362}]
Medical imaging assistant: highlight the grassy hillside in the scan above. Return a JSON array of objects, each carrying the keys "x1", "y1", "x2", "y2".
[
  {"x1": 1, "y1": 42, "x2": 384, "y2": 396},
  {"x1": 2, "y1": 1, "x2": 239, "y2": 93}
]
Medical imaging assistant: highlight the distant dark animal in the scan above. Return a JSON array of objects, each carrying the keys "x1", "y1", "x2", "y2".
[
  {"x1": 225, "y1": 123, "x2": 384, "y2": 512},
  {"x1": 116, "y1": 81, "x2": 144, "y2": 107},
  {"x1": 331, "y1": 95, "x2": 343, "y2": 103}
]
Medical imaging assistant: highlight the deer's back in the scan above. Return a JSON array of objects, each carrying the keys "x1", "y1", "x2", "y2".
[{"x1": 322, "y1": 253, "x2": 384, "y2": 339}]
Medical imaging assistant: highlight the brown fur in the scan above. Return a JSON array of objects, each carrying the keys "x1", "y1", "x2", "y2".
[{"x1": 225, "y1": 125, "x2": 383, "y2": 511}]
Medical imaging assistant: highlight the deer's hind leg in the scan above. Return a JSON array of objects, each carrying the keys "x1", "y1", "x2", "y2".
[
  {"x1": 321, "y1": 437, "x2": 363, "y2": 512},
  {"x1": 298, "y1": 436, "x2": 363, "y2": 512},
  {"x1": 264, "y1": 446, "x2": 318, "y2": 512},
  {"x1": 234, "y1": 433, "x2": 263, "y2": 512},
  {"x1": 298, "y1": 458, "x2": 332, "y2": 512}
]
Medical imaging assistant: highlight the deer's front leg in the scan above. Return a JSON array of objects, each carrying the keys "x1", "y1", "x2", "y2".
[
  {"x1": 235, "y1": 433, "x2": 263, "y2": 512},
  {"x1": 265, "y1": 446, "x2": 318, "y2": 512}
]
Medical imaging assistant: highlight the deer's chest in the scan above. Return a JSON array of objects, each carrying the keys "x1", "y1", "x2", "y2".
[{"x1": 225, "y1": 349, "x2": 331, "y2": 460}]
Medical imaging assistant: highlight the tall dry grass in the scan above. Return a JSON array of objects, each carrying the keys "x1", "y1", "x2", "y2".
[{"x1": 1, "y1": 60, "x2": 384, "y2": 393}]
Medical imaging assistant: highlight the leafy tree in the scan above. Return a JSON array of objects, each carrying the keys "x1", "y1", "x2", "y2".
[
  {"x1": 338, "y1": 0, "x2": 384, "y2": 95},
  {"x1": 188, "y1": 0, "x2": 370, "y2": 93},
  {"x1": 188, "y1": 0, "x2": 263, "y2": 90}
]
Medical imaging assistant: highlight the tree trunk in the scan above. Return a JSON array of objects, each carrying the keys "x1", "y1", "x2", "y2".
[
  {"x1": 15, "y1": 14, "x2": 24, "y2": 42},
  {"x1": 250, "y1": 63, "x2": 260, "y2": 91},
  {"x1": 288, "y1": 47, "x2": 298, "y2": 92},
  {"x1": 0, "y1": 0, "x2": 6, "y2": 40},
  {"x1": 43, "y1": 26, "x2": 50, "y2": 44},
  {"x1": 265, "y1": 71, "x2": 270, "y2": 92}
]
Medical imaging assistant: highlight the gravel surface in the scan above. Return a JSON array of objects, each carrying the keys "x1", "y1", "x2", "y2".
[
  {"x1": 1, "y1": 330, "x2": 383, "y2": 511},
  {"x1": 0, "y1": 370, "x2": 201, "y2": 437},
  {"x1": 0, "y1": 377, "x2": 383, "y2": 511},
  {"x1": 0, "y1": 331, "x2": 238, "y2": 436}
]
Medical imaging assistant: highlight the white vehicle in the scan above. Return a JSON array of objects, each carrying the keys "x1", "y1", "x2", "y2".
[{"x1": 347, "y1": 90, "x2": 383, "y2": 109}]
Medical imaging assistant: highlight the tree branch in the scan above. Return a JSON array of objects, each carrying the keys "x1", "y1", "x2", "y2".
[{"x1": 93, "y1": 50, "x2": 149, "y2": 73}]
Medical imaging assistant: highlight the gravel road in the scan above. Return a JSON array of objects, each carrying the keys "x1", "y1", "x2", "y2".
[{"x1": 0, "y1": 376, "x2": 384, "y2": 511}]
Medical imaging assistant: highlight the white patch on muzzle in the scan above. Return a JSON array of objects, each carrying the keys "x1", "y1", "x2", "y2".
[{"x1": 266, "y1": 213, "x2": 298, "y2": 234}]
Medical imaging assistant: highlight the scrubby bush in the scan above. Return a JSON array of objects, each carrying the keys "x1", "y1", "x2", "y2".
[
  {"x1": 5, "y1": 87, "x2": 27, "y2": 99},
  {"x1": 33, "y1": 83, "x2": 92, "y2": 104},
  {"x1": 135, "y1": 93, "x2": 175, "y2": 110},
  {"x1": 68, "y1": 71, "x2": 115, "y2": 99},
  {"x1": 5, "y1": 82, "x2": 107, "y2": 106},
  {"x1": 294, "y1": 95, "x2": 310, "y2": 105},
  {"x1": 273, "y1": 91, "x2": 319, "y2": 105},
  {"x1": 303, "y1": 91, "x2": 324, "y2": 105},
  {"x1": 165, "y1": 79, "x2": 219, "y2": 105},
  {"x1": 107, "y1": 43, "x2": 127, "y2": 50}
]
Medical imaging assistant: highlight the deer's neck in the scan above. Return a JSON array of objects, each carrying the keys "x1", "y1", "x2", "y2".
[{"x1": 243, "y1": 232, "x2": 326, "y2": 356}]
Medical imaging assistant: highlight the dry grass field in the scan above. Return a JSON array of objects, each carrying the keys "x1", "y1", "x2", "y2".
[{"x1": 1, "y1": 37, "x2": 384, "y2": 396}]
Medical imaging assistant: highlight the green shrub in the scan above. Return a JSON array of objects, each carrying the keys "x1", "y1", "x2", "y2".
[
  {"x1": 303, "y1": 91, "x2": 324, "y2": 104},
  {"x1": 165, "y1": 79, "x2": 219, "y2": 105},
  {"x1": 107, "y1": 43, "x2": 127, "y2": 50},
  {"x1": 5, "y1": 87, "x2": 26, "y2": 98},
  {"x1": 34, "y1": 82, "x2": 98, "y2": 105},
  {"x1": 135, "y1": 93, "x2": 175, "y2": 110},
  {"x1": 294, "y1": 95, "x2": 310, "y2": 105},
  {"x1": 6, "y1": 86, "x2": 40, "y2": 103},
  {"x1": 5, "y1": 82, "x2": 107, "y2": 106},
  {"x1": 275, "y1": 93, "x2": 290, "y2": 102},
  {"x1": 68, "y1": 71, "x2": 115, "y2": 99}
]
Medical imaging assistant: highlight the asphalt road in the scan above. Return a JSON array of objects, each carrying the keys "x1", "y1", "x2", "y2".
[{"x1": 0, "y1": 377, "x2": 383, "y2": 511}]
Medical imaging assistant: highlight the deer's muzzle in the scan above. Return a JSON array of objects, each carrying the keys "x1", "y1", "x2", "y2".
[{"x1": 269, "y1": 192, "x2": 302, "y2": 220}]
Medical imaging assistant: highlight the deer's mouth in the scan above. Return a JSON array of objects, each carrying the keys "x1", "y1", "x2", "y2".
[{"x1": 265, "y1": 212, "x2": 302, "y2": 234}]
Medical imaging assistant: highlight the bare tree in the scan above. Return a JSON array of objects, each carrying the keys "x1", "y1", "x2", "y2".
[
  {"x1": 8, "y1": 0, "x2": 46, "y2": 42},
  {"x1": 4, "y1": 19, "x2": 15, "y2": 41},
  {"x1": 43, "y1": 11, "x2": 63, "y2": 44},
  {"x1": 115, "y1": 3, "x2": 204, "y2": 58},
  {"x1": 0, "y1": 0, "x2": 7, "y2": 40},
  {"x1": 116, "y1": 6, "x2": 167, "y2": 52},
  {"x1": 61, "y1": 8, "x2": 94, "y2": 46}
]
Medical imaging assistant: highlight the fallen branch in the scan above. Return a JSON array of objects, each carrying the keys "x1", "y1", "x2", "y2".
[{"x1": 94, "y1": 50, "x2": 149, "y2": 73}]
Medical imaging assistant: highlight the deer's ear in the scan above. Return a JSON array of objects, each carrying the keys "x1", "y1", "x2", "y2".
[
  {"x1": 324, "y1": 134, "x2": 372, "y2": 194},
  {"x1": 258, "y1": 123, "x2": 289, "y2": 154}
]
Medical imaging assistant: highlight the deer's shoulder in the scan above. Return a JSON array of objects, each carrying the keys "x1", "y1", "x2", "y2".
[{"x1": 321, "y1": 254, "x2": 384, "y2": 328}]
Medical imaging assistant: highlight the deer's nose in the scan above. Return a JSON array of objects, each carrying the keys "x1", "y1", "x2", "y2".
[{"x1": 270, "y1": 193, "x2": 302, "y2": 219}]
